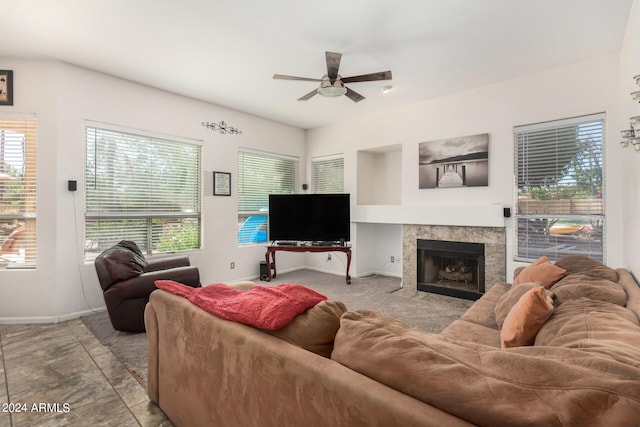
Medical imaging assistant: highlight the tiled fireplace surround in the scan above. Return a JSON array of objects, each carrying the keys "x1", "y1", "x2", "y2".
[{"x1": 402, "y1": 224, "x2": 506, "y2": 294}]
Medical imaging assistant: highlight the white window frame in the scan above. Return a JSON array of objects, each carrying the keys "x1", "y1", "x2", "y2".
[
  {"x1": 0, "y1": 115, "x2": 37, "y2": 268},
  {"x1": 514, "y1": 113, "x2": 605, "y2": 262},
  {"x1": 311, "y1": 154, "x2": 344, "y2": 194},
  {"x1": 237, "y1": 148, "x2": 299, "y2": 245},
  {"x1": 84, "y1": 122, "x2": 202, "y2": 259}
]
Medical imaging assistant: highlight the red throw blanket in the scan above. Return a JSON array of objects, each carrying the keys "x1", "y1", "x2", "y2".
[{"x1": 155, "y1": 280, "x2": 327, "y2": 330}]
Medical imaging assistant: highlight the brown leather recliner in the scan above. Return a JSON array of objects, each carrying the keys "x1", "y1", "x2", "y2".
[{"x1": 94, "y1": 240, "x2": 200, "y2": 332}]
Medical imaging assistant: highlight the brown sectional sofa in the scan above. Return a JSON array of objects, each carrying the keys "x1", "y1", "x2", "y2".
[{"x1": 145, "y1": 256, "x2": 640, "y2": 426}]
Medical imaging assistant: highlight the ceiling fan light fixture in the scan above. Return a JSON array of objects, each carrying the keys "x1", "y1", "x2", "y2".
[
  {"x1": 318, "y1": 85, "x2": 347, "y2": 97},
  {"x1": 318, "y1": 75, "x2": 347, "y2": 97},
  {"x1": 274, "y1": 53, "x2": 392, "y2": 102},
  {"x1": 381, "y1": 85, "x2": 393, "y2": 94}
]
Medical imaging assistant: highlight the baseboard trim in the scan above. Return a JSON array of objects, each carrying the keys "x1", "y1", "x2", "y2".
[
  {"x1": 352, "y1": 270, "x2": 402, "y2": 279},
  {"x1": 0, "y1": 307, "x2": 106, "y2": 325}
]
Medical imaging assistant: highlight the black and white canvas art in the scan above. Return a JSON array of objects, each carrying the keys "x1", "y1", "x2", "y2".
[{"x1": 418, "y1": 133, "x2": 489, "y2": 189}]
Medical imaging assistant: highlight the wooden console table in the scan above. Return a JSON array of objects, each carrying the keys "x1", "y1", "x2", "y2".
[{"x1": 265, "y1": 245, "x2": 352, "y2": 284}]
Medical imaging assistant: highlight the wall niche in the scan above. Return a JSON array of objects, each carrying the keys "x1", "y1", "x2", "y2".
[{"x1": 357, "y1": 144, "x2": 402, "y2": 205}]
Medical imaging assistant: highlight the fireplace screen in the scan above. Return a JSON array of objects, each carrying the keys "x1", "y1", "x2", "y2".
[{"x1": 417, "y1": 239, "x2": 485, "y2": 300}]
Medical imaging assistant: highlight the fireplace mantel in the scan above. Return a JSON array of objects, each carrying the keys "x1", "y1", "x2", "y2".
[{"x1": 351, "y1": 205, "x2": 506, "y2": 228}]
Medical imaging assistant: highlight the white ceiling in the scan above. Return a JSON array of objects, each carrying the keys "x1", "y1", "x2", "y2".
[{"x1": 0, "y1": 0, "x2": 633, "y2": 129}]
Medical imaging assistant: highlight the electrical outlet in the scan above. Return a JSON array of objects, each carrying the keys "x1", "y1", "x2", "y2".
[
  {"x1": 390, "y1": 256, "x2": 395, "y2": 263},
  {"x1": 326, "y1": 254, "x2": 332, "y2": 261},
  {"x1": 230, "y1": 262, "x2": 235, "y2": 269}
]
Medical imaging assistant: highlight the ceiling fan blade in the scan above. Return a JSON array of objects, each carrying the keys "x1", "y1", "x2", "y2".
[
  {"x1": 325, "y1": 52, "x2": 342, "y2": 82},
  {"x1": 345, "y1": 87, "x2": 365, "y2": 103},
  {"x1": 298, "y1": 89, "x2": 318, "y2": 101},
  {"x1": 273, "y1": 74, "x2": 321, "y2": 82},
  {"x1": 342, "y1": 70, "x2": 392, "y2": 83}
]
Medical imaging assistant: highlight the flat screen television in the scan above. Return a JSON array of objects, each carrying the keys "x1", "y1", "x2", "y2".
[{"x1": 268, "y1": 193, "x2": 350, "y2": 243}]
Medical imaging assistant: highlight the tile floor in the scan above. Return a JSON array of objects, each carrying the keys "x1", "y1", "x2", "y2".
[{"x1": 0, "y1": 319, "x2": 173, "y2": 426}]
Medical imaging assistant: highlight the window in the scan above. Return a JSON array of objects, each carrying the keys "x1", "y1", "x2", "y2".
[
  {"x1": 0, "y1": 118, "x2": 37, "y2": 267},
  {"x1": 514, "y1": 113, "x2": 605, "y2": 262},
  {"x1": 85, "y1": 123, "x2": 201, "y2": 259},
  {"x1": 311, "y1": 155, "x2": 344, "y2": 193},
  {"x1": 237, "y1": 149, "x2": 299, "y2": 245}
]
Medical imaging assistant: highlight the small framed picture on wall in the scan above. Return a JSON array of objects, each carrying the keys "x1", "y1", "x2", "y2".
[
  {"x1": 0, "y1": 70, "x2": 13, "y2": 106},
  {"x1": 213, "y1": 171, "x2": 231, "y2": 196}
]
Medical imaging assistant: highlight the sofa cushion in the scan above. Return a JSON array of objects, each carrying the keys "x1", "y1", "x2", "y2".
[
  {"x1": 494, "y1": 282, "x2": 543, "y2": 329},
  {"x1": 439, "y1": 319, "x2": 501, "y2": 347},
  {"x1": 535, "y1": 297, "x2": 640, "y2": 350},
  {"x1": 438, "y1": 284, "x2": 507, "y2": 347},
  {"x1": 617, "y1": 269, "x2": 640, "y2": 323},
  {"x1": 554, "y1": 255, "x2": 618, "y2": 282},
  {"x1": 500, "y1": 286, "x2": 554, "y2": 348},
  {"x1": 332, "y1": 309, "x2": 640, "y2": 426},
  {"x1": 454, "y1": 282, "x2": 509, "y2": 329},
  {"x1": 266, "y1": 300, "x2": 347, "y2": 358},
  {"x1": 513, "y1": 256, "x2": 566, "y2": 288},
  {"x1": 550, "y1": 273, "x2": 627, "y2": 307}
]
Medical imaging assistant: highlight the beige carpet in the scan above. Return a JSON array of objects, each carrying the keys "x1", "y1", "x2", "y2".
[{"x1": 81, "y1": 268, "x2": 474, "y2": 388}]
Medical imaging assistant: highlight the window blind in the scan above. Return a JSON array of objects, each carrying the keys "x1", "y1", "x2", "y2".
[
  {"x1": 311, "y1": 156, "x2": 344, "y2": 193},
  {"x1": 0, "y1": 119, "x2": 37, "y2": 267},
  {"x1": 237, "y1": 149, "x2": 299, "y2": 244},
  {"x1": 85, "y1": 125, "x2": 201, "y2": 258},
  {"x1": 514, "y1": 113, "x2": 605, "y2": 262}
]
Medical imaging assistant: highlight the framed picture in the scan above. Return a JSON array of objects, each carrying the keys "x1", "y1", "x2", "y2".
[
  {"x1": 0, "y1": 70, "x2": 13, "y2": 106},
  {"x1": 213, "y1": 171, "x2": 231, "y2": 196},
  {"x1": 418, "y1": 133, "x2": 489, "y2": 189}
]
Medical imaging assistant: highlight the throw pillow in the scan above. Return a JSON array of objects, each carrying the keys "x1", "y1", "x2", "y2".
[
  {"x1": 500, "y1": 286, "x2": 554, "y2": 348},
  {"x1": 513, "y1": 256, "x2": 566, "y2": 288},
  {"x1": 494, "y1": 282, "x2": 543, "y2": 329},
  {"x1": 512, "y1": 255, "x2": 547, "y2": 282}
]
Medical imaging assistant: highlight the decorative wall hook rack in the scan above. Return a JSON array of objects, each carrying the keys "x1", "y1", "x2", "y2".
[
  {"x1": 202, "y1": 120, "x2": 243, "y2": 135},
  {"x1": 621, "y1": 75, "x2": 640, "y2": 151}
]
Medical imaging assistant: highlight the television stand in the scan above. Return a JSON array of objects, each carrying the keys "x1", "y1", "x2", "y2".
[{"x1": 265, "y1": 244, "x2": 352, "y2": 285}]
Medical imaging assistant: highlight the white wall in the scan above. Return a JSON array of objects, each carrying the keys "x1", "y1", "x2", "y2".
[
  {"x1": 620, "y1": 0, "x2": 640, "y2": 276},
  {"x1": 354, "y1": 223, "x2": 403, "y2": 277},
  {"x1": 307, "y1": 54, "x2": 627, "y2": 279},
  {"x1": 0, "y1": 59, "x2": 305, "y2": 322}
]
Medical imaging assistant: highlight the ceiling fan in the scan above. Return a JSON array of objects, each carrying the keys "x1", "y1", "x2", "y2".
[{"x1": 273, "y1": 51, "x2": 392, "y2": 103}]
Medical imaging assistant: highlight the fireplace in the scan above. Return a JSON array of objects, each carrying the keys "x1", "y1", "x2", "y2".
[
  {"x1": 417, "y1": 239, "x2": 485, "y2": 300},
  {"x1": 403, "y1": 224, "x2": 505, "y2": 297}
]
